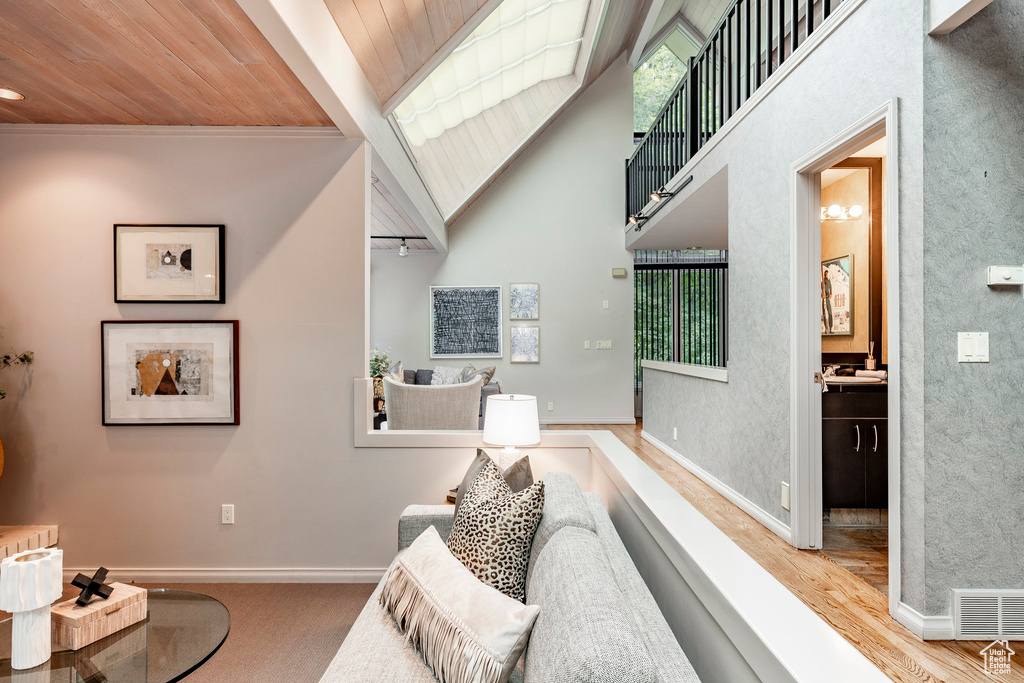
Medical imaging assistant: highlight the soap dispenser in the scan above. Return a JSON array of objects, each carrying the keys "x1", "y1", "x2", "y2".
[{"x1": 865, "y1": 342, "x2": 877, "y2": 371}]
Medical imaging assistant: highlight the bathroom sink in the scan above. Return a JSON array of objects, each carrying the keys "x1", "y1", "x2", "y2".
[{"x1": 825, "y1": 376, "x2": 882, "y2": 384}]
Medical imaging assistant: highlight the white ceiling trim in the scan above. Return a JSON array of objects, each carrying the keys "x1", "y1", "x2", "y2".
[{"x1": 627, "y1": 0, "x2": 669, "y2": 67}]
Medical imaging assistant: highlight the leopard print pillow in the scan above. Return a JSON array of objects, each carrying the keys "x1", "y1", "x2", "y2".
[{"x1": 447, "y1": 463, "x2": 545, "y2": 603}]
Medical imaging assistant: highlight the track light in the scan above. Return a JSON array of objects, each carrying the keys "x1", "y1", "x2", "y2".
[
  {"x1": 399, "y1": 239, "x2": 409, "y2": 257},
  {"x1": 650, "y1": 187, "x2": 674, "y2": 202}
]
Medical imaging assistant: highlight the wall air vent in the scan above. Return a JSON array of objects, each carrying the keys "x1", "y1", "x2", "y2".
[{"x1": 953, "y1": 590, "x2": 1024, "y2": 640}]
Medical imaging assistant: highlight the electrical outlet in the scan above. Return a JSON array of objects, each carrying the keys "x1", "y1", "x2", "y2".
[
  {"x1": 781, "y1": 483, "x2": 790, "y2": 511},
  {"x1": 547, "y1": 402, "x2": 554, "y2": 412},
  {"x1": 584, "y1": 340, "x2": 591, "y2": 350},
  {"x1": 221, "y1": 504, "x2": 234, "y2": 525},
  {"x1": 603, "y1": 300, "x2": 609, "y2": 309},
  {"x1": 596, "y1": 340, "x2": 612, "y2": 350},
  {"x1": 673, "y1": 427, "x2": 678, "y2": 440}
]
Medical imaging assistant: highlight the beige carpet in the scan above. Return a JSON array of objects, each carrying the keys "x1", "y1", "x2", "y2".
[
  {"x1": 3, "y1": 582, "x2": 375, "y2": 682},
  {"x1": 140, "y1": 583, "x2": 375, "y2": 682}
]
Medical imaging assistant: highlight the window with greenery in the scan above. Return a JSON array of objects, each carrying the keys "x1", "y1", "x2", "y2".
[
  {"x1": 634, "y1": 250, "x2": 728, "y2": 390},
  {"x1": 633, "y1": 27, "x2": 700, "y2": 133}
]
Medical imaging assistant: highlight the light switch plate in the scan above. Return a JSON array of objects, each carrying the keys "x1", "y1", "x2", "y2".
[
  {"x1": 958, "y1": 332, "x2": 989, "y2": 363},
  {"x1": 596, "y1": 340, "x2": 612, "y2": 350}
]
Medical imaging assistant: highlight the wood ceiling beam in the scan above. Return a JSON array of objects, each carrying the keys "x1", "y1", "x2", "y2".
[{"x1": 380, "y1": 0, "x2": 504, "y2": 117}]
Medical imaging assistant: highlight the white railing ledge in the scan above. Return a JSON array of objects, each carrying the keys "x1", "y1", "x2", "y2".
[{"x1": 642, "y1": 359, "x2": 728, "y2": 383}]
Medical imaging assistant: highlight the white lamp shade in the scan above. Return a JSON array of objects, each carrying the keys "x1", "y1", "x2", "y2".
[{"x1": 483, "y1": 394, "x2": 541, "y2": 448}]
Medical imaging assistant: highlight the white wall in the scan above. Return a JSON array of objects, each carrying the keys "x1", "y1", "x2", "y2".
[
  {"x1": 0, "y1": 127, "x2": 485, "y2": 577},
  {"x1": 370, "y1": 56, "x2": 636, "y2": 425}
]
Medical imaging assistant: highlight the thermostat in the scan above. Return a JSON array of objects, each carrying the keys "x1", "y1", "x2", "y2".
[{"x1": 987, "y1": 265, "x2": 1024, "y2": 286}]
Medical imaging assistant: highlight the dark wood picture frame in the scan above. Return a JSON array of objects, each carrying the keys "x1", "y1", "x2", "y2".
[
  {"x1": 114, "y1": 224, "x2": 226, "y2": 303},
  {"x1": 102, "y1": 320, "x2": 240, "y2": 425}
]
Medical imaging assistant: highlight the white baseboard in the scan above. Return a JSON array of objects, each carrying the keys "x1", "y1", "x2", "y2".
[
  {"x1": 641, "y1": 430, "x2": 793, "y2": 544},
  {"x1": 64, "y1": 567, "x2": 387, "y2": 584},
  {"x1": 541, "y1": 418, "x2": 636, "y2": 425},
  {"x1": 894, "y1": 601, "x2": 954, "y2": 640}
]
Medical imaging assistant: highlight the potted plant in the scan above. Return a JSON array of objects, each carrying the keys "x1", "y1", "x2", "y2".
[
  {"x1": 369, "y1": 347, "x2": 391, "y2": 403},
  {"x1": 0, "y1": 349, "x2": 33, "y2": 481}
]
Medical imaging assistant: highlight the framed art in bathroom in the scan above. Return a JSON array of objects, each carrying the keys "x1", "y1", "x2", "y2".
[
  {"x1": 821, "y1": 254, "x2": 853, "y2": 336},
  {"x1": 114, "y1": 224, "x2": 225, "y2": 303}
]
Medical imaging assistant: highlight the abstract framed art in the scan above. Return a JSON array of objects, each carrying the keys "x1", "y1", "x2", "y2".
[
  {"x1": 821, "y1": 254, "x2": 853, "y2": 336},
  {"x1": 430, "y1": 286, "x2": 502, "y2": 358},
  {"x1": 509, "y1": 283, "x2": 539, "y2": 320},
  {"x1": 101, "y1": 320, "x2": 240, "y2": 425},
  {"x1": 510, "y1": 326, "x2": 540, "y2": 363},
  {"x1": 114, "y1": 224, "x2": 225, "y2": 303}
]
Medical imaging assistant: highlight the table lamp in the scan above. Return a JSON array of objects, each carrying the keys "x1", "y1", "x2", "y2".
[{"x1": 483, "y1": 394, "x2": 541, "y2": 470}]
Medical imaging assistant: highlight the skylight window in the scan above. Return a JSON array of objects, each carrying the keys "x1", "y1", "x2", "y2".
[{"x1": 394, "y1": 0, "x2": 591, "y2": 147}]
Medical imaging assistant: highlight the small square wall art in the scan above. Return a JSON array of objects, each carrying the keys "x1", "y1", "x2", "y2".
[
  {"x1": 509, "y1": 283, "x2": 539, "y2": 320},
  {"x1": 510, "y1": 326, "x2": 540, "y2": 363}
]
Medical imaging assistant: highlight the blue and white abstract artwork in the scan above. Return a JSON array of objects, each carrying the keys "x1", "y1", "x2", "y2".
[
  {"x1": 430, "y1": 286, "x2": 502, "y2": 358},
  {"x1": 510, "y1": 326, "x2": 540, "y2": 363},
  {"x1": 509, "y1": 283, "x2": 539, "y2": 320}
]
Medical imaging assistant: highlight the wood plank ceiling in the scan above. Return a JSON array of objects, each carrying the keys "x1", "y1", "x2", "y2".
[
  {"x1": 323, "y1": 0, "x2": 494, "y2": 107},
  {"x1": 0, "y1": 0, "x2": 333, "y2": 126},
  {"x1": 371, "y1": 178, "x2": 434, "y2": 251}
]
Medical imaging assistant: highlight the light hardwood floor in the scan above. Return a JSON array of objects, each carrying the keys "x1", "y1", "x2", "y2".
[{"x1": 550, "y1": 423, "x2": 1024, "y2": 683}]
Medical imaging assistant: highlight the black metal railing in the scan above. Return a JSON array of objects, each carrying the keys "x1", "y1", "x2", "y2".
[
  {"x1": 634, "y1": 251, "x2": 729, "y2": 392},
  {"x1": 626, "y1": 0, "x2": 846, "y2": 221}
]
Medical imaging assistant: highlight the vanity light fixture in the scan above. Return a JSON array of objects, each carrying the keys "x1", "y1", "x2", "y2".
[
  {"x1": 820, "y1": 204, "x2": 864, "y2": 221},
  {"x1": 0, "y1": 88, "x2": 25, "y2": 101}
]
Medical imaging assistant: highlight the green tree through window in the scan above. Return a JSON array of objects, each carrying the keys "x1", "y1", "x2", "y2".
[{"x1": 634, "y1": 45, "x2": 687, "y2": 132}]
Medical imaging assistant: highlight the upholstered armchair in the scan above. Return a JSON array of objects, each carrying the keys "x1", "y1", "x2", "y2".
[{"x1": 382, "y1": 376, "x2": 483, "y2": 430}]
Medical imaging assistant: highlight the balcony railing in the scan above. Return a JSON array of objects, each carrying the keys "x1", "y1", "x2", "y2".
[{"x1": 626, "y1": 0, "x2": 847, "y2": 222}]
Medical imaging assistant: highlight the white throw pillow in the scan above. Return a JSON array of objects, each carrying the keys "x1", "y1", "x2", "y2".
[
  {"x1": 430, "y1": 366, "x2": 464, "y2": 385},
  {"x1": 380, "y1": 526, "x2": 540, "y2": 683}
]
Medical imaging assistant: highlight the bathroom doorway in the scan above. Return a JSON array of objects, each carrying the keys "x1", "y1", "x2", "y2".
[
  {"x1": 788, "y1": 101, "x2": 902, "y2": 615},
  {"x1": 818, "y1": 143, "x2": 889, "y2": 595}
]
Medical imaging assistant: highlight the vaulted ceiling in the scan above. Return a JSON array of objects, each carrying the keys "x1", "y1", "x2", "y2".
[{"x1": 0, "y1": 0, "x2": 332, "y2": 125}]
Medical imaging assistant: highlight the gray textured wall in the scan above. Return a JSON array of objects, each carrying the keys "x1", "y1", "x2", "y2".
[
  {"x1": 638, "y1": 0, "x2": 931, "y2": 609},
  {"x1": 922, "y1": 1, "x2": 1024, "y2": 614}
]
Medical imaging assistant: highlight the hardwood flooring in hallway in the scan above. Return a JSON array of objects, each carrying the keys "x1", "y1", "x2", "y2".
[{"x1": 549, "y1": 422, "x2": 1023, "y2": 682}]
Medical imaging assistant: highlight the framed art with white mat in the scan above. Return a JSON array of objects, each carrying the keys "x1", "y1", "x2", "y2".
[
  {"x1": 102, "y1": 320, "x2": 239, "y2": 425},
  {"x1": 114, "y1": 224, "x2": 225, "y2": 303}
]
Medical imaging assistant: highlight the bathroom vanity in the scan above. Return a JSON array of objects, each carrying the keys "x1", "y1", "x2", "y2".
[{"x1": 822, "y1": 383, "x2": 887, "y2": 509}]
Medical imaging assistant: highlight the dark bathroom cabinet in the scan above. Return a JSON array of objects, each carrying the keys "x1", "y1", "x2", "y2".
[{"x1": 822, "y1": 388, "x2": 888, "y2": 509}]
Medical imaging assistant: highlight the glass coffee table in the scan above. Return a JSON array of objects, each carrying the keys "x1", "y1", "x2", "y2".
[{"x1": 0, "y1": 589, "x2": 230, "y2": 682}]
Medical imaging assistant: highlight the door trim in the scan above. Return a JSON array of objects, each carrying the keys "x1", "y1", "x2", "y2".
[{"x1": 789, "y1": 99, "x2": 901, "y2": 616}]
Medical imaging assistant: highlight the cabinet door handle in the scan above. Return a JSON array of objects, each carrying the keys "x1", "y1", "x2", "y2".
[
  {"x1": 873, "y1": 424, "x2": 879, "y2": 453},
  {"x1": 854, "y1": 424, "x2": 861, "y2": 452}
]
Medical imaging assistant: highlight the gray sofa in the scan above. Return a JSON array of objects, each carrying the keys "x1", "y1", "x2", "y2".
[{"x1": 319, "y1": 473, "x2": 700, "y2": 682}]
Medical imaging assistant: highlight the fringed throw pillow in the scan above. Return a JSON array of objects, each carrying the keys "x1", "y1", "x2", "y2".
[
  {"x1": 380, "y1": 526, "x2": 540, "y2": 683},
  {"x1": 447, "y1": 462, "x2": 545, "y2": 602}
]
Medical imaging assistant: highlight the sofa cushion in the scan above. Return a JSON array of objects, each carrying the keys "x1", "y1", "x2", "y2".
[
  {"x1": 525, "y1": 526, "x2": 655, "y2": 683},
  {"x1": 431, "y1": 366, "x2": 463, "y2": 385},
  {"x1": 447, "y1": 463, "x2": 545, "y2": 602},
  {"x1": 453, "y1": 450, "x2": 534, "y2": 517},
  {"x1": 414, "y1": 368, "x2": 433, "y2": 385},
  {"x1": 380, "y1": 527, "x2": 540, "y2": 683},
  {"x1": 583, "y1": 494, "x2": 701, "y2": 682},
  {"x1": 403, "y1": 369, "x2": 417, "y2": 385},
  {"x1": 526, "y1": 473, "x2": 596, "y2": 590},
  {"x1": 458, "y1": 364, "x2": 495, "y2": 386},
  {"x1": 386, "y1": 360, "x2": 404, "y2": 383}
]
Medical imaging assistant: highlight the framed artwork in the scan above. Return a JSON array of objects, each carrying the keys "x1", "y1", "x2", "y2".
[
  {"x1": 114, "y1": 224, "x2": 225, "y2": 303},
  {"x1": 509, "y1": 283, "x2": 539, "y2": 320},
  {"x1": 102, "y1": 320, "x2": 240, "y2": 425},
  {"x1": 510, "y1": 326, "x2": 540, "y2": 363},
  {"x1": 821, "y1": 254, "x2": 853, "y2": 336},
  {"x1": 430, "y1": 286, "x2": 502, "y2": 358}
]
